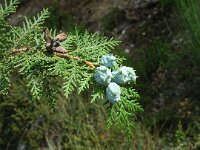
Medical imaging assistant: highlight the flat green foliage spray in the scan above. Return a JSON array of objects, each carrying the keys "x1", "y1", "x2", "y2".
[{"x1": 0, "y1": 0, "x2": 143, "y2": 138}]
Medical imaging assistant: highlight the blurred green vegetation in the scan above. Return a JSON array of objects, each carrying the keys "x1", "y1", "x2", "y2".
[
  {"x1": 0, "y1": 75, "x2": 165, "y2": 149},
  {"x1": 1, "y1": 0, "x2": 200, "y2": 149},
  {"x1": 160, "y1": 0, "x2": 175, "y2": 6},
  {"x1": 45, "y1": 6, "x2": 75, "y2": 31}
]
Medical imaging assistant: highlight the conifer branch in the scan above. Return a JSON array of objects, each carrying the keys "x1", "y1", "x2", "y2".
[
  {"x1": 54, "y1": 52, "x2": 96, "y2": 69},
  {"x1": 10, "y1": 8, "x2": 49, "y2": 50},
  {"x1": 11, "y1": 47, "x2": 97, "y2": 69},
  {"x1": 0, "y1": 0, "x2": 19, "y2": 18},
  {"x1": 0, "y1": 0, "x2": 142, "y2": 139},
  {"x1": 12, "y1": 47, "x2": 29, "y2": 54}
]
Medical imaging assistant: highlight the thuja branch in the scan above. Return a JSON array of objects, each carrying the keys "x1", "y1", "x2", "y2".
[
  {"x1": 12, "y1": 47, "x2": 97, "y2": 69},
  {"x1": 54, "y1": 52, "x2": 96, "y2": 69},
  {"x1": 12, "y1": 47, "x2": 29, "y2": 54},
  {"x1": 0, "y1": 0, "x2": 143, "y2": 140}
]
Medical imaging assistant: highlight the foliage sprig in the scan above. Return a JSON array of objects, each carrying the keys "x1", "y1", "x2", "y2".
[{"x1": 0, "y1": 0, "x2": 142, "y2": 137}]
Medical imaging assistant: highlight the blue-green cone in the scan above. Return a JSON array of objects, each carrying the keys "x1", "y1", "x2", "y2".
[
  {"x1": 112, "y1": 66, "x2": 137, "y2": 85},
  {"x1": 94, "y1": 66, "x2": 113, "y2": 86},
  {"x1": 106, "y1": 82, "x2": 121, "y2": 103},
  {"x1": 100, "y1": 54, "x2": 116, "y2": 68}
]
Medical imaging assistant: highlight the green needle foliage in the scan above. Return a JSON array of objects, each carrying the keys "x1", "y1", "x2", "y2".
[{"x1": 0, "y1": 0, "x2": 142, "y2": 137}]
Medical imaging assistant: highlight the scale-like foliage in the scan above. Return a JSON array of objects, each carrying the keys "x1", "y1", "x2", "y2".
[
  {"x1": 0, "y1": 0, "x2": 142, "y2": 137},
  {"x1": 0, "y1": 0, "x2": 19, "y2": 18},
  {"x1": 107, "y1": 87, "x2": 143, "y2": 138},
  {"x1": 10, "y1": 8, "x2": 49, "y2": 51}
]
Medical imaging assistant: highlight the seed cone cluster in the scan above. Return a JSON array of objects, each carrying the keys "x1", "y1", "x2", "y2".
[{"x1": 94, "y1": 54, "x2": 137, "y2": 103}]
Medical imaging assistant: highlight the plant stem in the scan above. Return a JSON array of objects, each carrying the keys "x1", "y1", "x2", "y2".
[
  {"x1": 54, "y1": 52, "x2": 96, "y2": 69},
  {"x1": 12, "y1": 47, "x2": 97, "y2": 69}
]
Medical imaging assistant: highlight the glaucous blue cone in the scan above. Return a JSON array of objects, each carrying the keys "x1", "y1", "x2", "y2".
[
  {"x1": 112, "y1": 66, "x2": 137, "y2": 85},
  {"x1": 100, "y1": 54, "x2": 116, "y2": 68},
  {"x1": 94, "y1": 66, "x2": 113, "y2": 86},
  {"x1": 106, "y1": 82, "x2": 121, "y2": 103}
]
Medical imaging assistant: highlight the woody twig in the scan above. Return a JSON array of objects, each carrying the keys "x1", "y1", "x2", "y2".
[
  {"x1": 54, "y1": 52, "x2": 96, "y2": 69},
  {"x1": 12, "y1": 47, "x2": 29, "y2": 54},
  {"x1": 11, "y1": 28, "x2": 97, "y2": 69},
  {"x1": 12, "y1": 47, "x2": 97, "y2": 69}
]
